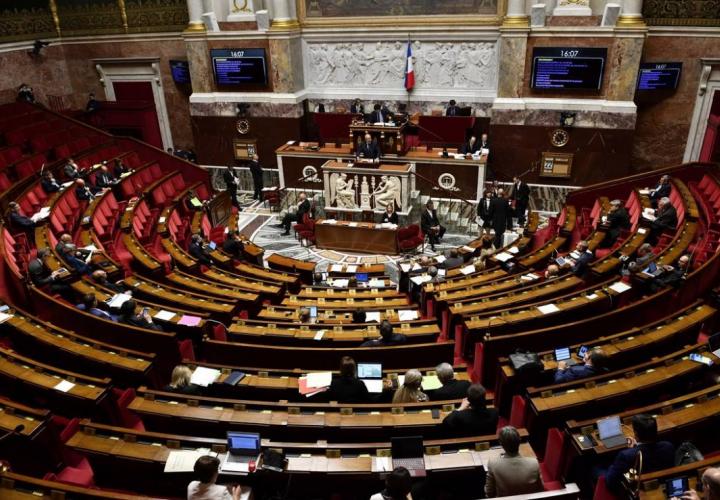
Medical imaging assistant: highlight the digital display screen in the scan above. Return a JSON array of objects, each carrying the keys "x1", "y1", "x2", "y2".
[
  {"x1": 169, "y1": 60, "x2": 190, "y2": 84},
  {"x1": 531, "y1": 47, "x2": 607, "y2": 90},
  {"x1": 211, "y1": 48, "x2": 267, "y2": 86},
  {"x1": 637, "y1": 63, "x2": 682, "y2": 90}
]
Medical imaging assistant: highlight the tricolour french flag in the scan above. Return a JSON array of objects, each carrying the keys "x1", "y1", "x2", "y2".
[{"x1": 404, "y1": 41, "x2": 415, "y2": 92}]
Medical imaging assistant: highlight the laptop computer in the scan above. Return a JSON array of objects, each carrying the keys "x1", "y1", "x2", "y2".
[
  {"x1": 597, "y1": 416, "x2": 627, "y2": 449},
  {"x1": 222, "y1": 432, "x2": 261, "y2": 472},
  {"x1": 554, "y1": 347, "x2": 577, "y2": 366},
  {"x1": 208, "y1": 241, "x2": 217, "y2": 250},
  {"x1": 642, "y1": 261, "x2": 663, "y2": 277},
  {"x1": 391, "y1": 436, "x2": 426, "y2": 477},
  {"x1": 309, "y1": 306, "x2": 317, "y2": 320},
  {"x1": 356, "y1": 273, "x2": 369, "y2": 283},
  {"x1": 709, "y1": 332, "x2": 720, "y2": 358},
  {"x1": 357, "y1": 362, "x2": 383, "y2": 393},
  {"x1": 555, "y1": 257, "x2": 567, "y2": 267}
]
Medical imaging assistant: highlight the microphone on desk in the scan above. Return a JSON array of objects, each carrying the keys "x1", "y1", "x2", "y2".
[{"x1": 0, "y1": 424, "x2": 25, "y2": 444}]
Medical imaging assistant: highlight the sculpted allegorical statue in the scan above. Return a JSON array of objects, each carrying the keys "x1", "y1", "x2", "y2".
[
  {"x1": 373, "y1": 175, "x2": 401, "y2": 210},
  {"x1": 334, "y1": 172, "x2": 356, "y2": 208}
]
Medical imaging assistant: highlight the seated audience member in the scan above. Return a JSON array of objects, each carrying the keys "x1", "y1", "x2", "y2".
[
  {"x1": 350, "y1": 98, "x2": 364, "y2": 115},
  {"x1": 446, "y1": 99, "x2": 460, "y2": 117},
  {"x1": 473, "y1": 235, "x2": 495, "y2": 268},
  {"x1": 41, "y1": 170, "x2": 61, "y2": 194},
  {"x1": 460, "y1": 135, "x2": 479, "y2": 155},
  {"x1": 17, "y1": 83, "x2": 35, "y2": 103},
  {"x1": 313, "y1": 272, "x2": 325, "y2": 285},
  {"x1": 368, "y1": 103, "x2": 386, "y2": 124},
  {"x1": 392, "y1": 369, "x2": 428, "y2": 404},
  {"x1": 600, "y1": 199, "x2": 631, "y2": 248},
  {"x1": 59, "y1": 243, "x2": 91, "y2": 275},
  {"x1": 86, "y1": 93, "x2": 99, "y2": 113},
  {"x1": 188, "y1": 234, "x2": 213, "y2": 267},
  {"x1": 605, "y1": 414, "x2": 675, "y2": 495},
  {"x1": 361, "y1": 320, "x2": 407, "y2": 347},
  {"x1": 298, "y1": 307, "x2": 311, "y2": 323},
  {"x1": 277, "y1": 192, "x2": 310, "y2": 236},
  {"x1": 443, "y1": 248, "x2": 464, "y2": 269},
  {"x1": 648, "y1": 174, "x2": 671, "y2": 208},
  {"x1": 370, "y1": 467, "x2": 412, "y2": 500},
  {"x1": 485, "y1": 426, "x2": 544, "y2": 498},
  {"x1": 352, "y1": 310, "x2": 367, "y2": 324},
  {"x1": 648, "y1": 197, "x2": 678, "y2": 245},
  {"x1": 554, "y1": 347, "x2": 607, "y2": 383},
  {"x1": 118, "y1": 299, "x2": 162, "y2": 331},
  {"x1": 421, "y1": 200, "x2": 446, "y2": 251},
  {"x1": 8, "y1": 201, "x2": 35, "y2": 231},
  {"x1": 91, "y1": 269, "x2": 125, "y2": 293},
  {"x1": 188, "y1": 455, "x2": 246, "y2": 500},
  {"x1": 64, "y1": 158, "x2": 82, "y2": 180},
  {"x1": 74, "y1": 179, "x2": 95, "y2": 201},
  {"x1": 442, "y1": 384, "x2": 498, "y2": 436},
  {"x1": 650, "y1": 254, "x2": 690, "y2": 291},
  {"x1": 222, "y1": 231, "x2": 244, "y2": 259},
  {"x1": 55, "y1": 233, "x2": 73, "y2": 254},
  {"x1": 164, "y1": 365, "x2": 203, "y2": 395},
  {"x1": 680, "y1": 467, "x2": 720, "y2": 500},
  {"x1": 560, "y1": 240, "x2": 594, "y2": 277},
  {"x1": 28, "y1": 248, "x2": 71, "y2": 296},
  {"x1": 76, "y1": 293, "x2": 115, "y2": 321},
  {"x1": 113, "y1": 158, "x2": 129, "y2": 178},
  {"x1": 431, "y1": 363, "x2": 470, "y2": 401},
  {"x1": 94, "y1": 164, "x2": 116, "y2": 189},
  {"x1": 381, "y1": 203, "x2": 398, "y2": 224},
  {"x1": 328, "y1": 356, "x2": 369, "y2": 403},
  {"x1": 426, "y1": 265, "x2": 441, "y2": 283},
  {"x1": 545, "y1": 264, "x2": 560, "y2": 279},
  {"x1": 621, "y1": 243, "x2": 654, "y2": 276}
]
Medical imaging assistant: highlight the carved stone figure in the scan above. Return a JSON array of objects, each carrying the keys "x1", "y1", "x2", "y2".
[
  {"x1": 333, "y1": 172, "x2": 357, "y2": 208},
  {"x1": 373, "y1": 175, "x2": 401, "y2": 209}
]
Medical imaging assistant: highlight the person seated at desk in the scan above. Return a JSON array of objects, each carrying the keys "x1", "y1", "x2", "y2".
[
  {"x1": 460, "y1": 135, "x2": 480, "y2": 156},
  {"x1": 118, "y1": 299, "x2": 163, "y2": 331},
  {"x1": 554, "y1": 347, "x2": 607, "y2": 384},
  {"x1": 350, "y1": 98, "x2": 364, "y2": 115},
  {"x1": 28, "y1": 248, "x2": 71, "y2": 297},
  {"x1": 77, "y1": 293, "x2": 116, "y2": 322},
  {"x1": 649, "y1": 254, "x2": 690, "y2": 292},
  {"x1": 276, "y1": 192, "x2": 310, "y2": 236},
  {"x1": 298, "y1": 307, "x2": 312, "y2": 323},
  {"x1": 421, "y1": 200, "x2": 446, "y2": 252},
  {"x1": 328, "y1": 356, "x2": 369, "y2": 403},
  {"x1": 361, "y1": 320, "x2": 407, "y2": 347},
  {"x1": 545, "y1": 264, "x2": 560, "y2": 279},
  {"x1": 442, "y1": 384, "x2": 498, "y2": 436},
  {"x1": 368, "y1": 103, "x2": 387, "y2": 124},
  {"x1": 647, "y1": 197, "x2": 678, "y2": 245},
  {"x1": 55, "y1": 233, "x2": 73, "y2": 255},
  {"x1": 599, "y1": 199, "x2": 631, "y2": 248},
  {"x1": 94, "y1": 164, "x2": 116, "y2": 189},
  {"x1": 472, "y1": 235, "x2": 496, "y2": 269},
  {"x1": 164, "y1": 365, "x2": 203, "y2": 396},
  {"x1": 113, "y1": 158, "x2": 130, "y2": 178},
  {"x1": 446, "y1": 99, "x2": 460, "y2": 117},
  {"x1": 485, "y1": 426, "x2": 544, "y2": 498},
  {"x1": 63, "y1": 158, "x2": 82, "y2": 180},
  {"x1": 41, "y1": 170, "x2": 61, "y2": 194},
  {"x1": 7, "y1": 201, "x2": 35, "y2": 232},
  {"x1": 392, "y1": 369, "x2": 428, "y2": 404},
  {"x1": 604, "y1": 414, "x2": 675, "y2": 496},
  {"x1": 559, "y1": 240, "x2": 594, "y2": 278},
  {"x1": 442, "y1": 248, "x2": 464, "y2": 269},
  {"x1": 380, "y1": 203, "x2": 398, "y2": 224},
  {"x1": 352, "y1": 310, "x2": 366, "y2": 324},
  {"x1": 680, "y1": 467, "x2": 720, "y2": 500},
  {"x1": 74, "y1": 179, "x2": 95, "y2": 201},
  {"x1": 647, "y1": 174, "x2": 671, "y2": 208},
  {"x1": 356, "y1": 133, "x2": 381, "y2": 163},
  {"x1": 189, "y1": 234, "x2": 213, "y2": 267},
  {"x1": 188, "y1": 455, "x2": 247, "y2": 500},
  {"x1": 620, "y1": 243, "x2": 653, "y2": 277},
  {"x1": 431, "y1": 363, "x2": 470, "y2": 401},
  {"x1": 370, "y1": 467, "x2": 412, "y2": 500},
  {"x1": 91, "y1": 269, "x2": 125, "y2": 293},
  {"x1": 59, "y1": 243, "x2": 92, "y2": 275},
  {"x1": 222, "y1": 231, "x2": 244, "y2": 259},
  {"x1": 479, "y1": 133, "x2": 490, "y2": 151}
]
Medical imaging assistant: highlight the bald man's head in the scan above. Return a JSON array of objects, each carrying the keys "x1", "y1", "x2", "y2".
[{"x1": 703, "y1": 467, "x2": 720, "y2": 500}]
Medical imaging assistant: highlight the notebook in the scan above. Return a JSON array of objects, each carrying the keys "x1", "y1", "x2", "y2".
[
  {"x1": 391, "y1": 436, "x2": 426, "y2": 477},
  {"x1": 597, "y1": 416, "x2": 627, "y2": 448},
  {"x1": 358, "y1": 362, "x2": 383, "y2": 393}
]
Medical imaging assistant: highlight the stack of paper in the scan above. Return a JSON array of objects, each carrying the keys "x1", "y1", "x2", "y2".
[
  {"x1": 190, "y1": 367, "x2": 221, "y2": 387},
  {"x1": 107, "y1": 293, "x2": 133, "y2": 308},
  {"x1": 324, "y1": 219, "x2": 337, "y2": 225},
  {"x1": 178, "y1": 315, "x2": 202, "y2": 326},
  {"x1": 460, "y1": 265, "x2": 476, "y2": 275},
  {"x1": 609, "y1": 282, "x2": 631, "y2": 294},
  {"x1": 411, "y1": 263, "x2": 422, "y2": 271},
  {"x1": 399, "y1": 263, "x2": 412, "y2": 273},
  {"x1": 348, "y1": 222, "x2": 358, "y2": 227},
  {"x1": 410, "y1": 275, "x2": 432, "y2": 285},
  {"x1": 306, "y1": 371, "x2": 332, "y2": 388},
  {"x1": 494, "y1": 252, "x2": 514, "y2": 262},
  {"x1": 368, "y1": 279, "x2": 385, "y2": 288},
  {"x1": 366, "y1": 311, "x2": 381, "y2": 322},
  {"x1": 313, "y1": 330, "x2": 325, "y2": 341},
  {"x1": 434, "y1": 255, "x2": 446, "y2": 263},
  {"x1": 421, "y1": 375, "x2": 442, "y2": 391},
  {"x1": 154, "y1": 310, "x2": 176, "y2": 321},
  {"x1": 54, "y1": 380, "x2": 75, "y2": 392},
  {"x1": 346, "y1": 265, "x2": 357, "y2": 273},
  {"x1": 330, "y1": 264, "x2": 343, "y2": 272},
  {"x1": 362, "y1": 379, "x2": 384, "y2": 393},
  {"x1": 537, "y1": 304, "x2": 560, "y2": 315},
  {"x1": 398, "y1": 310, "x2": 419, "y2": 321},
  {"x1": 164, "y1": 449, "x2": 215, "y2": 472},
  {"x1": 331, "y1": 279, "x2": 349, "y2": 288},
  {"x1": 0, "y1": 312, "x2": 13, "y2": 324},
  {"x1": 508, "y1": 246, "x2": 519, "y2": 254}
]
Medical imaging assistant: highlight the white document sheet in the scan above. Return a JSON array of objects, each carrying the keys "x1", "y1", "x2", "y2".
[
  {"x1": 190, "y1": 367, "x2": 221, "y2": 387},
  {"x1": 537, "y1": 304, "x2": 560, "y2": 315}
]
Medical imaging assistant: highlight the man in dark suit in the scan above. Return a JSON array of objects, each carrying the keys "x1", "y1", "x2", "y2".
[
  {"x1": 442, "y1": 249, "x2": 464, "y2": 269},
  {"x1": 477, "y1": 190, "x2": 493, "y2": 235},
  {"x1": 222, "y1": 165, "x2": 239, "y2": 209},
  {"x1": 74, "y1": 179, "x2": 94, "y2": 201},
  {"x1": 248, "y1": 154, "x2": 264, "y2": 201},
  {"x1": 446, "y1": 99, "x2": 460, "y2": 116},
  {"x1": 554, "y1": 348, "x2": 607, "y2": 383},
  {"x1": 510, "y1": 176, "x2": 531, "y2": 227},
  {"x1": 7, "y1": 201, "x2": 35, "y2": 234},
  {"x1": 605, "y1": 414, "x2": 675, "y2": 495},
  {"x1": 59, "y1": 243, "x2": 92, "y2": 275},
  {"x1": 648, "y1": 197, "x2": 678, "y2": 245},
  {"x1": 28, "y1": 248, "x2": 71, "y2": 296},
  {"x1": 278, "y1": 192, "x2": 310, "y2": 236},
  {"x1": 350, "y1": 99, "x2": 364, "y2": 115},
  {"x1": 479, "y1": 133, "x2": 490, "y2": 151},
  {"x1": 41, "y1": 171, "x2": 61, "y2": 194},
  {"x1": 489, "y1": 189, "x2": 512, "y2": 248},
  {"x1": 188, "y1": 234, "x2": 213, "y2": 267},
  {"x1": 560, "y1": 240, "x2": 594, "y2": 278},
  {"x1": 222, "y1": 231, "x2": 244, "y2": 259},
  {"x1": 91, "y1": 269, "x2": 125, "y2": 293},
  {"x1": 650, "y1": 254, "x2": 690, "y2": 292},
  {"x1": 368, "y1": 104, "x2": 386, "y2": 124},
  {"x1": 442, "y1": 384, "x2": 498, "y2": 437},
  {"x1": 648, "y1": 174, "x2": 671, "y2": 208},
  {"x1": 432, "y1": 363, "x2": 471, "y2": 401},
  {"x1": 360, "y1": 320, "x2": 407, "y2": 347},
  {"x1": 94, "y1": 165, "x2": 116, "y2": 189},
  {"x1": 460, "y1": 136, "x2": 479, "y2": 155},
  {"x1": 421, "y1": 200, "x2": 445, "y2": 251},
  {"x1": 356, "y1": 133, "x2": 381, "y2": 162},
  {"x1": 600, "y1": 199, "x2": 631, "y2": 248},
  {"x1": 63, "y1": 159, "x2": 82, "y2": 180}
]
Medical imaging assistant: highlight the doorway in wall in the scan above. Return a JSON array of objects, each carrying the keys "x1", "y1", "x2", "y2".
[{"x1": 699, "y1": 90, "x2": 720, "y2": 163}]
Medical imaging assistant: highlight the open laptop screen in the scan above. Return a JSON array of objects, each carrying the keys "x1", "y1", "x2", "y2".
[
  {"x1": 554, "y1": 347, "x2": 571, "y2": 361},
  {"x1": 357, "y1": 363, "x2": 382, "y2": 379},
  {"x1": 392, "y1": 436, "x2": 424, "y2": 459},
  {"x1": 597, "y1": 416, "x2": 622, "y2": 439}
]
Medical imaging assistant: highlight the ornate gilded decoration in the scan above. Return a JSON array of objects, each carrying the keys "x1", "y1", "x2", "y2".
[
  {"x1": 117, "y1": 0, "x2": 129, "y2": 32},
  {"x1": 232, "y1": 0, "x2": 251, "y2": 13},
  {"x1": 55, "y1": 0, "x2": 125, "y2": 36},
  {"x1": 49, "y1": 0, "x2": 61, "y2": 37},
  {"x1": 643, "y1": 0, "x2": 720, "y2": 26},
  {"x1": 550, "y1": 129, "x2": 570, "y2": 148},
  {"x1": 303, "y1": 0, "x2": 498, "y2": 18},
  {"x1": 124, "y1": 0, "x2": 188, "y2": 33},
  {"x1": 0, "y1": 1, "x2": 56, "y2": 42}
]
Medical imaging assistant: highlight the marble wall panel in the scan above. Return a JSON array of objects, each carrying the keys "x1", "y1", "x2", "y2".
[
  {"x1": 497, "y1": 35, "x2": 528, "y2": 99},
  {"x1": 0, "y1": 45, "x2": 73, "y2": 105},
  {"x1": 605, "y1": 36, "x2": 645, "y2": 102}
]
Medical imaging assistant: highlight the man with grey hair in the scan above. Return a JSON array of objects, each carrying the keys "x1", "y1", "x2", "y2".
[
  {"x1": 485, "y1": 426, "x2": 543, "y2": 497},
  {"x1": 680, "y1": 467, "x2": 720, "y2": 500},
  {"x1": 600, "y1": 199, "x2": 630, "y2": 248},
  {"x1": 431, "y1": 362, "x2": 470, "y2": 401},
  {"x1": 648, "y1": 196, "x2": 677, "y2": 245}
]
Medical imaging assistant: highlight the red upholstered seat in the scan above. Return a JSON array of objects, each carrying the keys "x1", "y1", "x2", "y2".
[
  {"x1": 398, "y1": 224, "x2": 424, "y2": 252},
  {"x1": 509, "y1": 395, "x2": 528, "y2": 429},
  {"x1": 112, "y1": 388, "x2": 145, "y2": 431},
  {"x1": 539, "y1": 427, "x2": 566, "y2": 490},
  {"x1": 592, "y1": 475, "x2": 620, "y2": 500}
]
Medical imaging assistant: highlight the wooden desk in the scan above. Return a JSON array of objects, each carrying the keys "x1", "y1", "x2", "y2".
[{"x1": 315, "y1": 219, "x2": 398, "y2": 255}]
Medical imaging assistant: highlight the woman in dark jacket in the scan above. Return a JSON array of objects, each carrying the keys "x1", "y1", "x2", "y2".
[{"x1": 328, "y1": 356, "x2": 369, "y2": 403}]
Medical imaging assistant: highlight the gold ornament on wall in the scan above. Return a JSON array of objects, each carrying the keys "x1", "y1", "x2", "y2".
[
  {"x1": 236, "y1": 119, "x2": 250, "y2": 135},
  {"x1": 550, "y1": 128, "x2": 570, "y2": 148}
]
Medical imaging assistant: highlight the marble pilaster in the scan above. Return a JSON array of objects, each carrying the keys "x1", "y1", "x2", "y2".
[
  {"x1": 268, "y1": 35, "x2": 304, "y2": 93},
  {"x1": 605, "y1": 35, "x2": 646, "y2": 102},
  {"x1": 497, "y1": 33, "x2": 528, "y2": 98},
  {"x1": 185, "y1": 36, "x2": 214, "y2": 93}
]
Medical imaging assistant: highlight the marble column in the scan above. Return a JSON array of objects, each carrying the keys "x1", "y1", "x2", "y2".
[
  {"x1": 503, "y1": 0, "x2": 529, "y2": 27},
  {"x1": 268, "y1": 34, "x2": 304, "y2": 92},
  {"x1": 269, "y1": 0, "x2": 299, "y2": 29},
  {"x1": 497, "y1": 28, "x2": 529, "y2": 98},
  {"x1": 605, "y1": 33, "x2": 646, "y2": 102},
  {"x1": 186, "y1": 0, "x2": 206, "y2": 31},
  {"x1": 618, "y1": 0, "x2": 645, "y2": 27},
  {"x1": 185, "y1": 36, "x2": 214, "y2": 93}
]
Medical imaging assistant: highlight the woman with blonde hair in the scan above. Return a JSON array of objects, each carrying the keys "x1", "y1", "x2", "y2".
[
  {"x1": 392, "y1": 369, "x2": 428, "y2": 404},
  {"x1": 163, "y1": 365, "x2": 203, "y2": 395}
]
